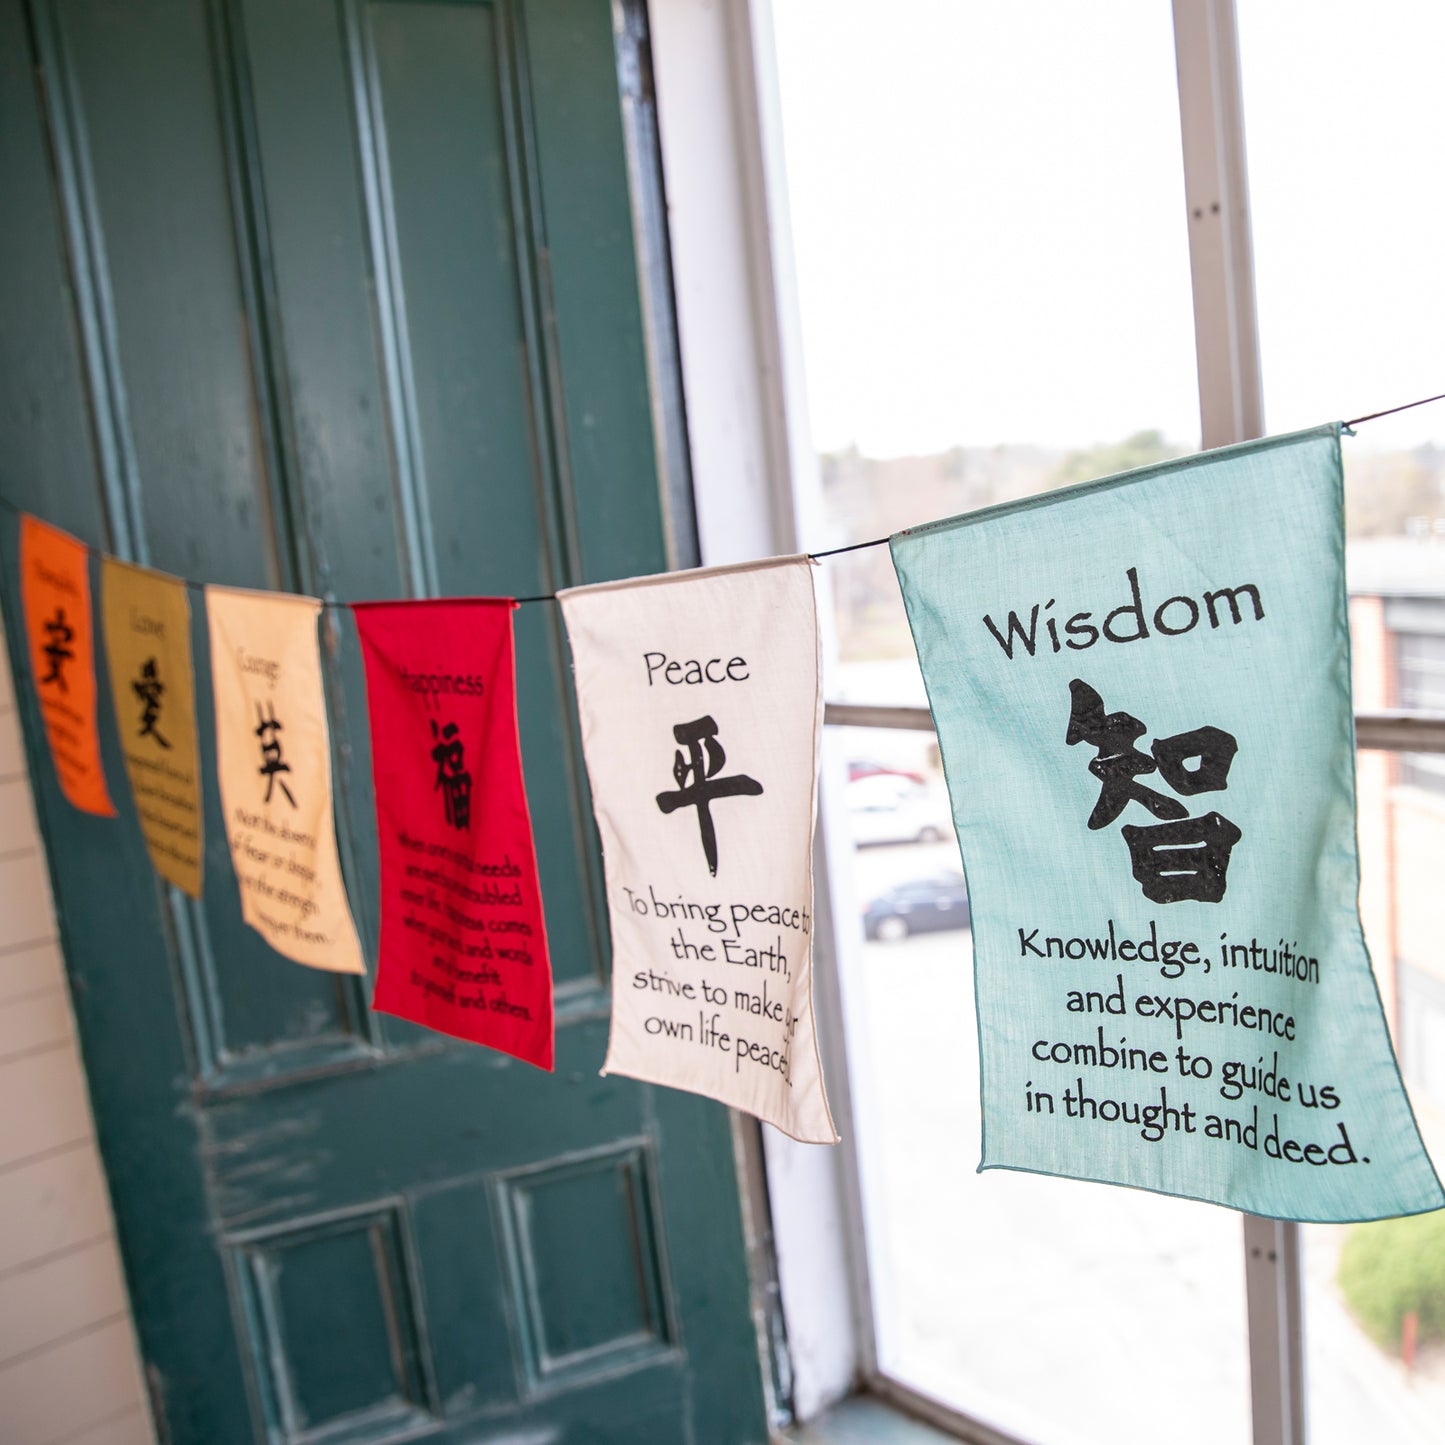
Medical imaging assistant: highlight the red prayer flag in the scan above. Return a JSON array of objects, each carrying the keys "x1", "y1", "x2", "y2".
[{"x1": 355, "y1": 599, "x2": 554, "y2": 1070}]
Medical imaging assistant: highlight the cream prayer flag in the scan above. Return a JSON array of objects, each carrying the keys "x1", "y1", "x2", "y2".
[
  {"x1": 559, "y1": 557, "x2": 836, "y2": 1144},
  {"x1": 102, "y1": 559, "x2": 203, "y2": 896},
  {"x1": 206, "y1": 586, "x2": 364, "y2": 974}
]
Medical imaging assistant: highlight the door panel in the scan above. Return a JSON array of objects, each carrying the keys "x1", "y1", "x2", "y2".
[
  {"x1": 234, "y1": 1204, "x2": 435, "y2": 1436},
  {"x1": 0, "y1": 1, "x2": 769, "y2": 1440},
  {"x1": 42, "y1": 0, "x2": 287, "y2": 578}
]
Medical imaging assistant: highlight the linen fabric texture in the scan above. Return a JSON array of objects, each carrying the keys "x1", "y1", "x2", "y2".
[
  {"x1": 891, "y1": 425, "x2": 1443, "y2": 1221},
  {"x1": 355, "y1": 599, "x2": 554, "y2": 1070},
  {"x1": 102, "y1": 559, "x2": 203, "y2": 896},
  {"x1": 20, "y1": 515, "x2": 114, "y2": 816},
  {"x1": 206, "y1": 587, "x2": 364, "y2": 975},
  {"x1": 559, "y1": 557, "x2": 837, "y2": 1143}
]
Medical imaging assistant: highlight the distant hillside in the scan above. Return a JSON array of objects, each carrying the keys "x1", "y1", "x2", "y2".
[{"x1": 818, "y1": 433, "x2": 1445, "y2": 663}]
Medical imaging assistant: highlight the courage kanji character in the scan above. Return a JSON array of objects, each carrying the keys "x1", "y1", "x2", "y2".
[{"x1": 255, "y1": 701, "x2": 296, "y2": 807}]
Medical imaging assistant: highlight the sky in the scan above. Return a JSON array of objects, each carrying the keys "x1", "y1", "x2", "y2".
[{"x1": 770, "y1": 0, "x2": 1445, "y2": 457}]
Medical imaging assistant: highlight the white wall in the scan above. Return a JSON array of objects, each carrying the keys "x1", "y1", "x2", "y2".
[{"x1": 0, "y1": 607, "x2": 154, "y2": 1445}]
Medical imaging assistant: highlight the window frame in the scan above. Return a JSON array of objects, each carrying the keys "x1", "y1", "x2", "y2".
[{"x1": 650, "y1": 2, "x2": 1445, "y2": 1441}]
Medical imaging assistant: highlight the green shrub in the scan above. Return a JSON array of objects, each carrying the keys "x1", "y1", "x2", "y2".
[{"x1": 1338, "y1": 1209, "x2": 1445, "y2": 1352}]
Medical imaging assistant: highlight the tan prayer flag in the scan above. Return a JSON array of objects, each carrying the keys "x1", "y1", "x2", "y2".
[
  {"x1": 101, "y1": 559, "x2": 203, "y2": 896},
  {"x1": 206, "y1": 586, "x2": 364, "y2": 974},
  {"x1": 19, "y1": 515, "x2": 115, "y2": 816}
]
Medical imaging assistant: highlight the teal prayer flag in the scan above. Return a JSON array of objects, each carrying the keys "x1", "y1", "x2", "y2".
[{"x1": 891, "y1": 424, "x2": 1443, "y2": 1221}]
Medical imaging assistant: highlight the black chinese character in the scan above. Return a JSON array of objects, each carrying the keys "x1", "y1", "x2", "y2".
[
  {"x1": 40, "y1": 608, "x2": 75, "y2": 691},
  {"x1": 1065, "y1": 680, "x2": 1188, "y2": 829},
  {"x1": 1123, "y1": 812, "x2": 1242, "y2": 905},
  {"x1": 1067, "y1": 679, "x2": 1240, "y2": 903},
  {"x1": 255, "y1": 701, "x2": 295, "y2": 807},
  {"x1": 132, "y1": 658, "x2": 170, "y2": 749},
  {"x1": 655, "y1": 714, "x2": 763, "y2": 876},
  {"x1": 1151, "y1": 725, "x2": 1238, "y2": 795},
  {"x1": 430, "y1": 719, "x2": 471, "y2": 831}
]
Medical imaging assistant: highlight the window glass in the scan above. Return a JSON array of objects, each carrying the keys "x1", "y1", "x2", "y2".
[
  {"x1": 1301, "y1": 748, "x2": 1445, "y2": 1443},
  {"x1": 773, "y1": 0, "x2": 1201, "y2": 706},
  {"x1": 1239, "y1": 5, "x2": 1445, "y2": 1437},
  {"x1": 828, "y1": 723, "x2": 1249, "y2": 1445},
  {"x1": 773, "y1": 5, "x2": 1244, "y2": 1439}
]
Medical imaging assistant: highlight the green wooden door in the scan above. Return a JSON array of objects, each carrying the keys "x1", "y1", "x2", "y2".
[{"x1": 0, "y1": 1, "x2": 770, "y2": 1440}]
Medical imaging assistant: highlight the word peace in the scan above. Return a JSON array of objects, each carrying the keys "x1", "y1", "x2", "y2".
[{"x1": 643, "y1": 651, "x2": 750, "y2": 686}]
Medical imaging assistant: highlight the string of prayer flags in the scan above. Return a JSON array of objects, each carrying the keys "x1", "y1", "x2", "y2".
[
  {"x1": 355, "y1": 600, "x2": 554, "y2": 1070},
  {"x1": 891, "y1": 424, "x2": 1444, "y2": 1220},
  {"x1": 101, "y1": 559, "x2": 203, "y2": 896},
  {"x1": 206, "y1": 587, "x2": 364, "y2": 975},
  {"x1": 19, "y1": 516, "x2": 115, "y2": 816},
  {"x1": 560, "y1": 558, "x2": 837, "y2": 1143}
]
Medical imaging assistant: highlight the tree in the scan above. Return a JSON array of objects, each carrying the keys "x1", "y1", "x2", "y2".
[{"x1": 1047, "y1": 430, "x2": 1183, "y2": 489}]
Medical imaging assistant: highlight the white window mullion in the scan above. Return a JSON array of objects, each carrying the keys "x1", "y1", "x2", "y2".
[
  {"x1": 1170, "y1": 4, "x2": 1305, "y2": 1444},
  {"x1": 1172, "y1": 0, "x2": 1266, "y2": 448}
]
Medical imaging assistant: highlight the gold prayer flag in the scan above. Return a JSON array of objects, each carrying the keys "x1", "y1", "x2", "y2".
[{"x1": 101, "y1": 559, "x2": 203, "y2": 897}]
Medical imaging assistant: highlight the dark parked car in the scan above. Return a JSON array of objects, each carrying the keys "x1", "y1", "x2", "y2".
[{"x1": 863, "y1": 871, "x2": 970, "y2": 941}]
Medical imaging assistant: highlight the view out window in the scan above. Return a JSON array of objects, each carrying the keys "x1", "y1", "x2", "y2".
[
  {"x1": 1239, "y1": 3, "x2": 1445, "y2": 1433},
  {"x1": 772, "y1": 0, "x2": 1445, "y2": 1441},
  {"x1": 773, "y1": 4, "x2": 1256, "y2": 1443}
]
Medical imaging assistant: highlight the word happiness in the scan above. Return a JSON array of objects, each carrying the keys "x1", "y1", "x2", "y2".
[
  {"x1": 395, "y1": 667, "x2": 486, "y2": 703},
  {"x1": 983, "y1": 566, "x2": 1264, "y2": 660}
]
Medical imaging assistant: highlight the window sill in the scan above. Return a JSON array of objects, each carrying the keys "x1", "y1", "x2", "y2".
[{"x1": 784, "y1": 1397, "x2": 960, "y2": 1445}]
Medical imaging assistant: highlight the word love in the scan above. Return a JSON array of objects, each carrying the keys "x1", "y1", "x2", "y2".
[
  {"x1": 128, "y1": 608, "x2": 166, "y2": 638},
  {"x1": 983, "y1": 566, "x2": 1265, "y2": 660}
]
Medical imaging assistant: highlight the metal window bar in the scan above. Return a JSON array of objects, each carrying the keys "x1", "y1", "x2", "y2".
[{"x1": 823, "y1": 703, "x2": 1445, "y2": 754}]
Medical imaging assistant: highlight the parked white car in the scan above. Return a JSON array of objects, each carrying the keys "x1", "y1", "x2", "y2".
[{"x1": 845, "y1": 774, "x2": 955, "y2": 847}]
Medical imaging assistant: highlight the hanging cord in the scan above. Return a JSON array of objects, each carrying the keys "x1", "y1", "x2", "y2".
[
  {"x1": 815, "y1": 391, "x2": 1445, "y2": 562},
  {"x1": 1343, "y1": 391, "x2": 1445, "y2": 428},
  {"x1": 2, "y1": 389, "x2": 1442, "y2": 604}
]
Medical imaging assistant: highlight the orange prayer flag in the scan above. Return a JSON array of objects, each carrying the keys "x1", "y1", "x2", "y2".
[{"x1": 19, "y1": 515, "x2": 115, "y2": 816}]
